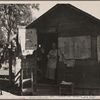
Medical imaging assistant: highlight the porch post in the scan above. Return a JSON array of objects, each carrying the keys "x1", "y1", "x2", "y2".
[
  {"x1": 34, "y1": 29, "x2": 38, "y2": 84},
  {"x1": 55, "y1": 28, "x2": 59, "y2": 84},
  {"x1": 9, "y1": 42, "x2": 13, "y2": 86}
]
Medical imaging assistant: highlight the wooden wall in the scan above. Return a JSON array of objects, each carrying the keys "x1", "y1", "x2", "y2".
[
  {"x1": 28, "y1": 4, "x2": 100, "y2": 87},
  {"x1": 75, "y1": 60, "x2": 100, "y2": 86},
  {"x1": 57, "y1": 34, "x2": 100, "y2": 88}
]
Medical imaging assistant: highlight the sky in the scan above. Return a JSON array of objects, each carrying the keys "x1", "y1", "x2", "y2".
[
  {"x1": 0, "y1": 1, "x2": 100, "y2": 20},
  {"x1": 31, "y1": 1, "x2": 100, "y2": 20}
]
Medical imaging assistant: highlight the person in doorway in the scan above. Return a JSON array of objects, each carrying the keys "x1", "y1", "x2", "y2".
[
  {"x1": 37, "y1": 44, "x2": 47, "y2": 78},
  {"x1": 46, "y1": 43, "x2": 59, "y2": 84},
  {"x1": 33, "y1": 44, "x2": 47, "y2": 81}
]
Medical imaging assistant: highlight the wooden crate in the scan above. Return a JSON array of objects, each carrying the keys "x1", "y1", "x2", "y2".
[
  {"x1": 21, "y1": 59, "x2": 35, "y2": 95},
  {"x1": 21, "y1": 59, "x2": 36, "y2": 79}
]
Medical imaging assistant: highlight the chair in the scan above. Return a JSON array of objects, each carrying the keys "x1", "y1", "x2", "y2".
[{"x1": 59, "y1": 81, "x2": 74, "y2": 95}]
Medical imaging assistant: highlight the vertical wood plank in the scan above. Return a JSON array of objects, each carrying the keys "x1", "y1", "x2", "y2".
[{"x1": 31, "y1": 68, "x2": 34, "y2": 95}]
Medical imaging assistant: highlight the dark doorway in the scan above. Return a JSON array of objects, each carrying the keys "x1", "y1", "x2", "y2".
[
  {"x1": 37, "y1": 33, "x2": 58, "y2": 85},
  {"x1": 38, "y1": 33, "x2": 58, "y2": 55}
]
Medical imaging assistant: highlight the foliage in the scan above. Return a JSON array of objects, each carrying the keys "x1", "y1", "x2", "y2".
[
  {"x1": 0, "y1": 4, "x2": 39, "y2": 63},
  {"x1": 0, "y1": 4, "x2": 39, "y2": 44}
]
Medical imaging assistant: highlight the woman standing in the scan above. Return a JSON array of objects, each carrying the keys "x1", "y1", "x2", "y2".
[{"x1": 46, "y1": 43, "x2": 59, "y2": 84}]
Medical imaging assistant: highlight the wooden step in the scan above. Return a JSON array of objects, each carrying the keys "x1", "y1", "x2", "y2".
[{"x1": 33, "y1": 84, "x2": 59, "y2": 90}]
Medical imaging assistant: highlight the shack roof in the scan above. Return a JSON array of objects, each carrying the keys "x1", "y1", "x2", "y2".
[
  {"x1": 26, "y1": 4, "x2": 100, "y2": 36},
  {"x1": 26, "y1": 4, "x2": 100, "y2": 28}
]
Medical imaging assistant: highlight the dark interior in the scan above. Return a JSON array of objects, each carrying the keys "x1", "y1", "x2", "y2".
[
  {"x1": 37, "y1": 33, "x2": 58, "y2": 84},
  {"x1": 38, "y1": 33, "x2": 58, "y2": 55}
]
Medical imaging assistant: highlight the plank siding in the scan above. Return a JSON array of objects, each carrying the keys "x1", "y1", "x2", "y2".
[{"x1": 26, "y1": 4, "x2": 100, "y2": 89}]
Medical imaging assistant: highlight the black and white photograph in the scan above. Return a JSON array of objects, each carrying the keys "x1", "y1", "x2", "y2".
[{"x1": 0, "y1": 1, "x2": 100, "y2": 98}]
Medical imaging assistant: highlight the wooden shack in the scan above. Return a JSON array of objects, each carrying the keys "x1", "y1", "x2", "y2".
[{"x1": 26, "y1": 4, "x2": 100, "y2": 94}]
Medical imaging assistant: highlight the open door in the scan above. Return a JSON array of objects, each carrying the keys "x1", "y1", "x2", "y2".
[{"x1": 36, "y1": 33, "x2": 58, "y2": 85}]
